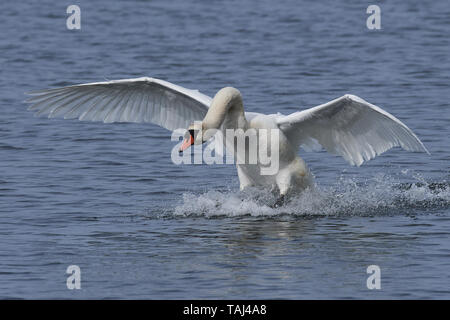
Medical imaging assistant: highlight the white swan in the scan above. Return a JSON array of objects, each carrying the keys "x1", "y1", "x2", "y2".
[{"x1": 26, "y1": 77, "x2": 429, "y2": 204}]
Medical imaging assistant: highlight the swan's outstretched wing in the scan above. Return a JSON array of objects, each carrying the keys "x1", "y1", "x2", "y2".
[
  {"x1": 26, "y1": 77, "x2": 212, "y2": 131},
  {"x1": 277, "y1": 94, "x2": 429, "y2": 166}
]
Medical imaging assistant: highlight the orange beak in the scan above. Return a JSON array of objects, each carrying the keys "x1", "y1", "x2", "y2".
[{"x1": 179, "y1": 134, "x2": 194, "y2": 153}]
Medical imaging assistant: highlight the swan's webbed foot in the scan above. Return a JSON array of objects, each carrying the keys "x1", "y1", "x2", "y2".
[{"x1": 272, "y1": 194, "x2": 286, "y2": 208}]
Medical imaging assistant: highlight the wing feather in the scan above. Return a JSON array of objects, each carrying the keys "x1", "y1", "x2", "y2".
[
  {"x1": 277, "y1": 94, "x2": 429, "y2": 166},
  {"x1": 26, "y1": 77, "x2": 212, "y2": 131}
]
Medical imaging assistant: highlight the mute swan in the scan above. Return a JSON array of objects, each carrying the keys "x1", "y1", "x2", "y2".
[{"x1": 26, "y1": 77, "x2": 429, "y2": 205}]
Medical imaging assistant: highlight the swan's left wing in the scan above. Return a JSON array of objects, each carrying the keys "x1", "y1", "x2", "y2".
[{"x1": 277, "y1": 94, "x2": 429, "y2": 166}]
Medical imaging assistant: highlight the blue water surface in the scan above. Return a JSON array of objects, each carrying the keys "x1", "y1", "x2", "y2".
[{"x1": 0, "y1": 0, "x2": 449, "y2": 299}]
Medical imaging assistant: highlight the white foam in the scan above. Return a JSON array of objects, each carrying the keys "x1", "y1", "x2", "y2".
[{"x1": 173, "y1": 174, "x2": 450, "y2": 218}]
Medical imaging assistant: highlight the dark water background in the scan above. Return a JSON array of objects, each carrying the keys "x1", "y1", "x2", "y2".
[{"x1": 0, "y1": 0, "x2": 449, "y2": 299}]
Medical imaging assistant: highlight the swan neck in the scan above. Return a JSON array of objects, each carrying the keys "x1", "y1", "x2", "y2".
[{"x1": 203, "y1": 87, "x2": 245, "y2": 130}]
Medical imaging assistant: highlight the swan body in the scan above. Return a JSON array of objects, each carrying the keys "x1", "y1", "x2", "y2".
[
  {"x1": 199, "y1": 87, "x2": 314, "y2": 196},
  {"x1": 26, "y1": 77, "x2": 429, "y2": 199}
]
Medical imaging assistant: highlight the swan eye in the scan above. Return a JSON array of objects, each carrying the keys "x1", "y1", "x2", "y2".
[
  {"x1": 184, "y1": 129, "x2": 195, "y2": 140},
  {"x1": 189, "y1": 129, "x2": 202, "y2": 142}
]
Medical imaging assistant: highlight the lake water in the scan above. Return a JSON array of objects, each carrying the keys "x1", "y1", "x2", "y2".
[{"x1": 0, "y1": 0, "x2": 449, "y2": 299}]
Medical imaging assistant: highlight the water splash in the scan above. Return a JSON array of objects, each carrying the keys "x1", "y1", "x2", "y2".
[{"x1": 173, "y1": 174, "x2": 450, "y2": 218}]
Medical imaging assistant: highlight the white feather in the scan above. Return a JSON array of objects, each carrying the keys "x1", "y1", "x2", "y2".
[
  {"x1": 26, "y1": 77, "x2": 213, "y2": 131},
  {"x1": 277, "y1": 94, "x2": 429, "y2": 166}
]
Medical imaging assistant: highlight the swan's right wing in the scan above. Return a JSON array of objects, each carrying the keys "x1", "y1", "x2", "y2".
[
  {"x1": 26, "y1": 77, "x2": 212, "y2": 131},
  {"x1": 277, "y1": 94, "x2": 429, "y2": 166}
]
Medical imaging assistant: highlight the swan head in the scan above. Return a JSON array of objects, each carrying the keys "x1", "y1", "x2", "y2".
[{"x1": 179, "y1": 122, "x2": 205, "y2": 153}]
